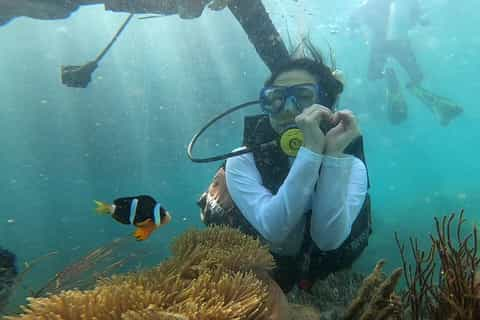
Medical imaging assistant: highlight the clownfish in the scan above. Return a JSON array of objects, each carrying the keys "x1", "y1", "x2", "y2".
[{"x1": 94, "y1": 195, "x2": 171, "y2": 241}]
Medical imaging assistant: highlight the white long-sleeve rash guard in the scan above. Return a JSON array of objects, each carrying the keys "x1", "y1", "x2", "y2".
[{"x1": 225, "y1": 146, "x2": 368, "y2": 255}]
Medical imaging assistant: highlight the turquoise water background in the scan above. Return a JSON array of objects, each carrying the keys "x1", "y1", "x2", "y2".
[{"x1": 0, "y1": 0, "x2": 478, "y2": 313}]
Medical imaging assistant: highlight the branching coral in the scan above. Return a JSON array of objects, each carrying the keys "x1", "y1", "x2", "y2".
[
  {"x1": 395, "y1": 210, "x2": 480, "y2": 320},
  {"x1": 344, "y1": 260, "x2": 403, "y2": 320},
  {"x1": 429, "y1": 213, "x2": 479, "y2": 319},
  {"x1": 475, "y1": 272, "x2": 480, "y2": 300},
  {"x1": 3, "y1": 226, "x2": 276, "y2": 320},
  {"x1": 358, "y1": 267, "x2": 403, "y2": 320},
  {"x1": 344, "y1": 260, "x2": 387, "y2": 319}
]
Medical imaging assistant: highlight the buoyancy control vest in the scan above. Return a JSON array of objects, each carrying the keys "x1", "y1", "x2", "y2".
[{"x1": 198, "y1": 114, "x2": 372, "y2": 292}]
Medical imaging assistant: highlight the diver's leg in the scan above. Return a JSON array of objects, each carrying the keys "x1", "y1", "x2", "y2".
[
  {"x1": 367, "y1": 40, "x2": 388, "y2": 81},
  {"x1": 385, "y1": 68, "x2": 408, "y2": 124},
  {"x1": 367, "y1": 39, "x2": 408, "y2": 123},
  {"x1": 391, "y1": 40, "x2": 423, "y2": 86},
  {"x1": 228, "y1": 0, "x2": 290, "y2": 72}
]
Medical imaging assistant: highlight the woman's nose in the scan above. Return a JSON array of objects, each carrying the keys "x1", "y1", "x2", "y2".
[{"x1": 284, "y1": 96, "x2": 298, "y2": 113}]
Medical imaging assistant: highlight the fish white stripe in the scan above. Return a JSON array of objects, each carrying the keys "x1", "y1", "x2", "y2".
[
  {"x1": 154, "y1": 203, "x2": 162, "y2": 226},
  {"x1": 129, "y1": 198, "x2": 138, "y2": 224}
]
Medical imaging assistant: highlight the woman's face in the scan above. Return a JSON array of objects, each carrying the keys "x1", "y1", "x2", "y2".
[{"x1": 268, "y1": 69, "x2": 317, "y2": 134}]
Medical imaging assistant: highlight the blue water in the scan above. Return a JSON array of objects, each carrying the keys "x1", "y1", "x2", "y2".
[{"x1": 0, "y1": 0, "x2": 478, "y2": 314}]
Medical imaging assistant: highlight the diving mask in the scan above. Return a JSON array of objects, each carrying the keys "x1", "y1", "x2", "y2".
[{"x1": 259, "y1": 83, "x2": 330, "y2": 114}]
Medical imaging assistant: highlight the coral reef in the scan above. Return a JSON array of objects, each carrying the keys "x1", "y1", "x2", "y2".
[
  {"x1": 287, "y1": 304, "x2": 322, "y2": 320},
  {"x1": 288, "y1": 259, "x2": 402, "y2": 320},
  {"x1": 9, "y1": 271, "x2": 269, "y2": 320},
  {"x1": 287, "y1": 269, "x2": 364, "y2": 320},
  {"x1": 290, "y1": 210, "x2": 479, "y2": 320},
  {"x1": 3, "y1": 226, "x2": 280, "y2": 320},
  {"x1": 344, "y1": 260, "x2": 403, "y2": 320},
  {"x1": 395, "y1": 210, "x2": 480, "y2": 320},
  {"x1": 3, "y1": 212, "x2": 478, "y2": 320}
]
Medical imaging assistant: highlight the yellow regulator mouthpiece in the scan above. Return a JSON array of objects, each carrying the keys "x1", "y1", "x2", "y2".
[{"x1": 279, "y1": 128, "x2": 304, "y2": 157}]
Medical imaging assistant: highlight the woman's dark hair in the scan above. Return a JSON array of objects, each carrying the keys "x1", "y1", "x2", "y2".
[{"x1": 264, "y1": 39, "x2": 344, "y2": 109}]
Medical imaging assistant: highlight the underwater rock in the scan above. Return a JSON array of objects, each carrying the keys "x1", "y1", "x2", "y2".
[
  {"x1": 287, "y1": 269, "x2": 364, "y2": 320},
  {"x1": 287, "y1": 303, "x2": 321, "y2": 320},
  {"x1": 0, "y1": 247, "x2": 17, "y2": 313}
]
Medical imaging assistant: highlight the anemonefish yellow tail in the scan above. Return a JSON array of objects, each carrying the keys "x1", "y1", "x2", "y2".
[{"x1": 94, "y1": 200, "x2": 113, "y2": 214}]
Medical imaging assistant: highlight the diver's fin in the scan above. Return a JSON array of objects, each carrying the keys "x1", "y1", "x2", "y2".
[
  {"x1": 409, "y1": 86, "x2": 463, "y2": 126},
  {"x1": 437, "y1": 104, "x2": 463, "y2": 126},
  {"x1": 133, "y1": 219, "x2": 156, "y2": 241},
  {"x1": 94, "y1": 200, "x2": 114, "y2": 214}
]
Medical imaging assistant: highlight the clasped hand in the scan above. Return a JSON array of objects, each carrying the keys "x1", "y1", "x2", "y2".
[{"x1": 295, "y1": 104, "x2": 360, "y2": 156}]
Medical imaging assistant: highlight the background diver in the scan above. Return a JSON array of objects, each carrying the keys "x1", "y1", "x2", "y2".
[{"x1": 350, "y1": 0, "x2": 463, "y2": 126}]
